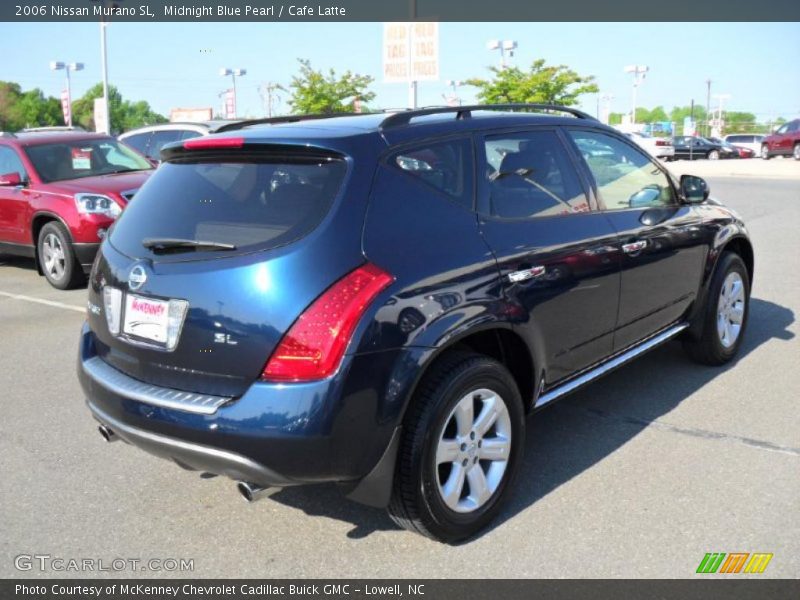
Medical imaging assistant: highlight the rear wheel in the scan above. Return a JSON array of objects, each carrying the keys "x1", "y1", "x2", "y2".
[
  {"x1": 761, "y1": 144, "x2": 771, "y2": 160},
  {"x1": 793, "y1": 143, "x2": 800, "y2": 161},
  {"x1": 707, "y1": 149, "x2": 720, "y2": 160},
  {"x1": 387, "y1": 352, "x2": 525, "y2": 543},
  {"x1": 37, "y1": 222, "x2": 84, "y2": 290},
  {"x1": 684, "y1": 252, "x2": 749, "y2": 365}
]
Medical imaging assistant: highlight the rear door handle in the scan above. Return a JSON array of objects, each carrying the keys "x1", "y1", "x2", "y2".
[
  {"x1": 508, "y1": 265, "x2": 545, "y2": 283},
  {"x1": 622, "y1": 240, "x2": 647, "y2": 254}
]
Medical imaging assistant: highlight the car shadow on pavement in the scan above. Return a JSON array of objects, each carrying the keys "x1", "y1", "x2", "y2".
[
  {"x1": 0, "y1": 254, "x2": 38, "y2": 272},
  {"x1": 227, "y1": 297, "x2": 796, "y2": 543}
]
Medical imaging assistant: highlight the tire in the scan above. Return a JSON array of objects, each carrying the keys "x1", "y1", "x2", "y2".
[
  {"x1": 793, "y1": 143, "x2": 800, "y2": 161},
  {"x1": 387, "y1": 351, "x2": 525, "y2": 543},
  {"x1": 37, "y1": 221, "x2": 84, "y2": 290},
  {"x1": 761, "y1": 144, "x2": 771, "y2": 160},
  {"x1": 707, "y1": 150, "x2": 720, "y2": 160},
  {"x1": 683, "y1": 252, "x2": 750, "y2": 366}
]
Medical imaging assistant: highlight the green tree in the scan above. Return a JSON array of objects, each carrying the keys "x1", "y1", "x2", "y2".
[
  {"x1": 466, "y1": 59, "x2": 598, "y2": 106},
  {"x1": 71, "y1": 83, "x2": 167, "y2": 133},
  {"x1": 721, "y1": 111, "x2": 758, "y2": 133},
  {"x1": 0, "y1": 81, "x2": 62, "y2": 130},
  {"x1": 288, "y1": 59, "x2": 375, "y2": 114}
]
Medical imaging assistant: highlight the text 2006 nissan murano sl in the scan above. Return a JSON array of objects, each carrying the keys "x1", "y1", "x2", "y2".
[{"x1": 79, "y1": 106, "x2": 753, "y2": 542}]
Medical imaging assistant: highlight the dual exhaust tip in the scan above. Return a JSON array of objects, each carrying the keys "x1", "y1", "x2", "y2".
[{"x1": 97, "y1": 424, "x2": 270, "y2": 503}]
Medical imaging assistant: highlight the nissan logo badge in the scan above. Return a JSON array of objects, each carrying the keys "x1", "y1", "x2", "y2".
[{"x1": 129, "y1": 265, "x2": 147, "y2": 291}]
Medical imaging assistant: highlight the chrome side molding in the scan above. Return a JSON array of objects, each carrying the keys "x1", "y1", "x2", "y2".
[
  {"x1": 82, "y1": 356, "x2": 231, "y2": 415},
  {"x1": 534, "y1": 322, "x2": 689, "y2": 409}
]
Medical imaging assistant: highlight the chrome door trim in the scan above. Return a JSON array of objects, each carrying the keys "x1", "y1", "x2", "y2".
[
  {"x1": 508, "y1": 265, "x2": 545, "y2": 283},
  {"x1": 622, "y1": 240, "x2": 647, "y2": 254},
  {"x1": 534, "y1": 322, "x2": 689, "y2": 409}
]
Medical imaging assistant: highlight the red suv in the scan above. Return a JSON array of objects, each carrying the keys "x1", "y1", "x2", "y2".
[
  {"x1": 0, "y1": 131, "x2": 153, "y2": 289},
  {"x1": 761, "y1": 118, "x2": 800, "y2": 160}
]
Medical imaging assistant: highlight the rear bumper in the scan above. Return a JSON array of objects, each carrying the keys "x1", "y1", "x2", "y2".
[
  {"x1": 654, "y1": 147, "x2": 674, "y2": 158},
  {"x1": 77, "y1": 323, "x2": 408, "y2": 501}
]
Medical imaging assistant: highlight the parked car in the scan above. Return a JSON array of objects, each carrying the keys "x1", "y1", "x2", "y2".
[
  {"x1": 119, "y1": 121, "x2": 240, "y2": 163},
  {"x1": 760, "y1": 119, "x2": 800, "y2": 160},
  {"x1": 724, "y1": 133, "x2": 765, "y2": 156},
  {"x1": 0, "y1": 130, "x2": 153, "y2": 288},
  {"x1": 79, "y1": 105, "x2": 753, "y2": 543},
  {"x1": 708, "y1": 137, "x2": 754, "y2": 159},
  {"x1": 672, "y1": 136, "x2": 737, "y2": 160},
  {"x1": 623, "y1": 131, "x2": 675, "y2": 160}
]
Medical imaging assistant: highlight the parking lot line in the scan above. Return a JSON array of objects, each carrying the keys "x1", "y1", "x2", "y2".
[{"x1": 0, "y1": 290, "x2": 85, "y2": 313}]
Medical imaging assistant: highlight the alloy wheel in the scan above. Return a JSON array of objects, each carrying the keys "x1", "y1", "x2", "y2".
[
  {"x1": 435, "y1": 388, "x2": 512, "y2": 513},
  {"x1": 716, "y1": 271, "x2": 745, "y2": 348},
  {"x1": 42, "y1": 233, "x2": 66, "y2": 281}
]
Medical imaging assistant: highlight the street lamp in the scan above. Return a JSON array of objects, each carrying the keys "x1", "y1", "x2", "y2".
[
  {"x1": 487, "y1": 40, "x2": 517, "y2": 68},
  {"x1": 219, "y1": 68, "x2": 247, "y2": 118},
  {"x1": 623, "y1": 64, "x2": 649, "y2": 125},
  {"x1": 50, "y1": 61, "x2": 83, "y2": 127},
  {"x1": 444, "y1": 80, "x2": 464, "y2": 106}
]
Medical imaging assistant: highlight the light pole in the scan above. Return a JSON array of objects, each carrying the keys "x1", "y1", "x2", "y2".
[
  {"x1": 487, "y1": 40, "x2": 518, "y2": 68},
  {"x1": 50, "y1": 61, "x2": 83, "y2": 127},
  {"x1": 597, "y1": 92, "x2": 614, "y2": 124},
  {"x1": 444, "y1": 80, "x2": 464, "y2": 106},
  {"x1": 220, "y1": 68, "x2": 246, "y2": 118},
  {"x1": 712, "y1": 93, "x2": 731, "y2": 137},
  {"x1": 624, "y1": 65, "x2": 649, "y2": 125}
]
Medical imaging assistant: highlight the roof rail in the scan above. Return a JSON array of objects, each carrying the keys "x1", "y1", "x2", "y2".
[
  {"x1": 380, "y1": 104, "x2": 598, "y2": 130},
  {"x1": 214, "y1": 113, "x2": 357, "y2": 134}
]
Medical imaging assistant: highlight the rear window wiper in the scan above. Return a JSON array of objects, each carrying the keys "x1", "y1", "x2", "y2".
[{"x1": 142, "y1": 238, "x2": 237, "y2": 253}]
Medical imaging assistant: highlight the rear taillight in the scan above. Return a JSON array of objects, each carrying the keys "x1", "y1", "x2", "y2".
[
  {"x1": 183, "y1": 137, "x2": 244, "y2": 150},
  {"x1": 655, "y1": 139, "x2": 669, "y2": 146},
  {"x1": 261, "y1": 263, "x2": 394, "y2": 382}
]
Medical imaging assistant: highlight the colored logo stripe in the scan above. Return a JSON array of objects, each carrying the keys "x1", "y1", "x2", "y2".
[
  {"x1": 697, "y1": 552, "x2": 773, "y2": 574},
  {"x1": 697, "y1": 553, "x2": 726, "y2": 573},
  {"x1": 744, "y1": 553, "x2": 773, "y2": 574}
]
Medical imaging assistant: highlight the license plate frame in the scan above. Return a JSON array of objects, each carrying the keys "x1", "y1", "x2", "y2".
[{"x1": 122, "y1": 293, "x2": 170, "y2": 346}]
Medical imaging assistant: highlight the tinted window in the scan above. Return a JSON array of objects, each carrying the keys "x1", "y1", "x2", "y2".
[
  {"x1": 393, "y1": 138, "x2": 473, "y2": 209},
  {"x1": 180, "y1": 130, "x2": 203, "y2": 141},
  {"x1": 149, "y1": 130, "x2": 185, "y2": 160},
  {"x1": 110, "y1": 153, "x2": 346, "y2": 258},
  {"x1": 483, "y1": 130, "x2": 589, "y2": 218},
  {"x1": 122, "y1": 133, "x2": 150, "y2": 156},
  {"x1": 25, "y1": 139, "x2": 152, "y2": 183},
  {"x1": 569, "y1": 130, "x2": 675, "y2": 211},
  {"x1": 0, "y1": 146, "x2": 27, "y2": 181}
]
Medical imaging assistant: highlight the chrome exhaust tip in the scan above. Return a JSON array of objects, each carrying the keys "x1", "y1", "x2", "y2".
[
  {"x1": 98, "y1": 424, "x2": 118, "y2": 443},
  {"x1": 236, "y1": 481, "x2": 270, "y2": 503}
]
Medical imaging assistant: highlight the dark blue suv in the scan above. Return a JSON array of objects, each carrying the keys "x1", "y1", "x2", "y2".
[{"x1": 78, "y1": 105, "x2": 753, "y2": 542}]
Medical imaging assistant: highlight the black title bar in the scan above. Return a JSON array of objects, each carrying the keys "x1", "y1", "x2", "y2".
[{"x1": 4, "y1": 0, "x2": 800, "y2": 22}]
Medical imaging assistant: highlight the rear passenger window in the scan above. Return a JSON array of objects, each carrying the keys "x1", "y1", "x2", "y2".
[
  {"x1": 483, "y1": 130, "x2": 589, "y2": 218},
  {"x1": 393, "y1": 138, "x2": 473, "y2": 209},
  {"x1": 569, "y1": 130, "x2": 675, "y2": 211}
]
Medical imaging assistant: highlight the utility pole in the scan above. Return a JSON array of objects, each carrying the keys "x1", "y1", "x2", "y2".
[
  {"x1": 259, "y1": 82, "x2": 282, "y2": 118},
  {"x1": 705, "y1": 79, "x2": 712, "y2": 136},
  {"x1": 624, "y1": 65, "x2": 649, "y2": 125}
]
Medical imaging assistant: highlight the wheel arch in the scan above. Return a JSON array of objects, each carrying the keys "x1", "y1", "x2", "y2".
[{"x1": 31, "y1": 212, "x2": 72, "y2": 276}]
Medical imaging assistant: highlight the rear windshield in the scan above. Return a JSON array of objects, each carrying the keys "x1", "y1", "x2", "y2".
[
  {"x1": 25, "y1": 139, "x2": 152, "y2": 182},
  {"x1": 109, "y1": 154, "x2": 346, "y2": 259}
]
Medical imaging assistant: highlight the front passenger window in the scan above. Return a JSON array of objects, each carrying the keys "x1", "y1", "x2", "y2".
[{"x1": 569, "y1": 130, "x2": 675, "y2": 211}]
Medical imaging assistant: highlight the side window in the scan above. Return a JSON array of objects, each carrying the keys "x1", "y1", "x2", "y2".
[
  {"x1": 179, "y1": 130, "x2": 203, "y2": 141},
  {"x1": 775, "y1": 124, "x2": 788, "y2": 135},
  {"x1": 392, "y1": 138, "x2": 473, "y2": 209},
  {"x1": 149, "y1": 130, "x2": 184, "y2": 160},
  {"x1": 483, "y1": 130, "x2": 589, "y2": 218},
  {"x1": 0, "y1": 146, "x2": 27, "y2": 181},
  {"x1": 122, "y1": 133, "x2": 150, "y2": 156},
  {"x1": 569, "y1": 130, "x2": 675, "y2": 211}
]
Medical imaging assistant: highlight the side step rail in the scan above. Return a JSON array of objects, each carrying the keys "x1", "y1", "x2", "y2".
[{"x1": 534, "y1": 323, "x2": 689, "y2": 409}]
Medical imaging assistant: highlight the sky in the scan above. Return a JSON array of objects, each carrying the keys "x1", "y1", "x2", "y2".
[{"x1": 1, "y1": 22, "x2": 799, "y2": 123}]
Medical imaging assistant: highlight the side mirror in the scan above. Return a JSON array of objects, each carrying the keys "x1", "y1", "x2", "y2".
[
  {"x1": 680, "y1": 174, "x2": 709, "y2": 203},
  {"x1": 0, "y1": 172, "x2": 23, "y2": 187}
]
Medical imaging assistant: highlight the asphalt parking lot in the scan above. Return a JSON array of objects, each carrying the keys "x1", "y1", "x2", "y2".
[{"x1": 1, "y1": 160, "x2": 798, "y2": 578}]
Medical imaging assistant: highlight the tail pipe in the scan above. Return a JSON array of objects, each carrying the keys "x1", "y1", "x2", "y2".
[
  {"x1": 98, "y1": 424, "x2": 119, "y2": 443},
  {"x1": 236, "y1": 481, "x2": 271, "y2": 503}
]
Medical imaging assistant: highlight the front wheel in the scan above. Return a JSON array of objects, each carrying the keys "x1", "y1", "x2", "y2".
[
  {"x1": 683, "y1": 252, "x2": 750, "y2": 365},
  {"x1": 387, "y1": 352, "x2": 525, "y2": 543},
  {"x1": 761, "y1": 144, "x2": 771, "y2": 160},
  {"x1": 37, "y1": 222, "x2": 84, "y2": 290},
  {"x1": 793, "y1": 143, "x2": 800, "y2": 161},
  {"x1": 707, "y1": 150, "x2": 720, "y2": 160}
]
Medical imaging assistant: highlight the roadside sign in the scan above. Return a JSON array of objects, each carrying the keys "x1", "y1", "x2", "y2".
[
  {"x1": 60, "y1": 89, "x2": 71, "y2": 126},
  {"x1": 93, "y1": 97, "x2": 109, "y2": 134},
  {"x1": 684, "y1": 116, "x2": 696, "y2": 136},
  {"x1": 383, "y1": 22, "x2": 439, "y2": 83},
  {"x1": 170, "y1": 108, "x2": 213, "y2": 123},
  {"x1": 223, "y1": 89, "x2": 236, "y2": 119}
]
